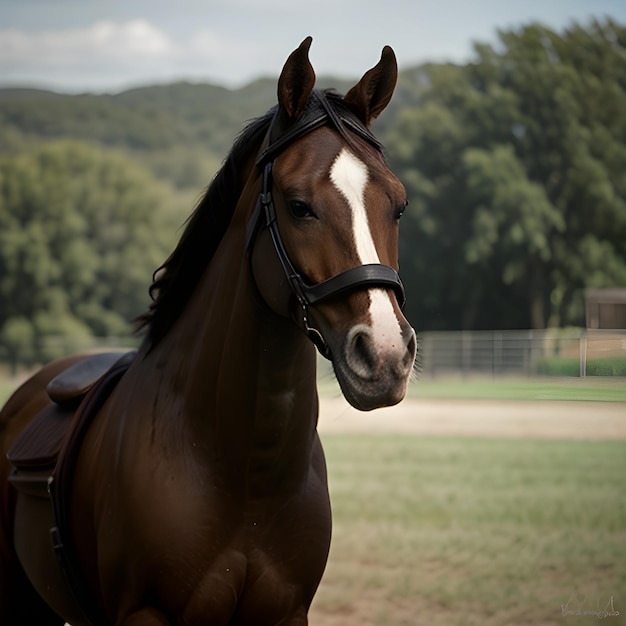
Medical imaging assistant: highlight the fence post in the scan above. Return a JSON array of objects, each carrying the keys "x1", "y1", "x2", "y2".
[
  {"x1": 462, "y1": 331, "x2": 470, "y2": 378},
  {"x1": 580, "y1": 330, "x2": 587, "y2": 378},
  {"x1": 493, "y1": 331, "x2": 503, "y2": 378}
]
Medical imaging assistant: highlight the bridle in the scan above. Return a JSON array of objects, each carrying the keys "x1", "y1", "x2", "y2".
[{"x1": 247, "y1": 91, "x2": 406, "y2": 358}]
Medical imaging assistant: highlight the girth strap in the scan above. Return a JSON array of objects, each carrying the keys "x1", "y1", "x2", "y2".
[{"x1": 47, "y1": 361, "x2": 132, "y2": 626}]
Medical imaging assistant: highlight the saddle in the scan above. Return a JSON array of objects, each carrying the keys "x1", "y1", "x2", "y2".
[
  {"x1": 7, "y1": 350, "x2": 136, "y2": 496},
  {"x1": 6, "y1": 350, "x2": 136, "y2": 626}
]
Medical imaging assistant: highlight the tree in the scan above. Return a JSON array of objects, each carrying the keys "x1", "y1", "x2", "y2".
[
  {"x1": 389, "y1": 18, "x2": 626, "y2": 330},
  {"x1": 462, "y1": 145, "x2": 565, "y2": 328},
  {"x1": 0, "y1": 141, "x2": 182, "y2": 366}
]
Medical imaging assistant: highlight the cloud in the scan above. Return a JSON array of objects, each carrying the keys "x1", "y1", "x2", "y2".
[
  {"x1": 1, "y1": 2, "x2": 624, "y2": 93},
  {"x1": 0, "y1": 9, "x2": 487, "y2": 92},
  {"x1": 0, "y1": 20, "x2": 255, "y2": 91},
  {"x1": 0, "y1": 18, "x2": 380, "y2": 93},
  {"x1": 1, "y1": 20, "x2": 173, "y2": 67}
]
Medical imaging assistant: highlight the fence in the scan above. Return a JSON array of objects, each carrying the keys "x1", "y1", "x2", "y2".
[
  {"x1": 418, "y1": 329, "x2": 626, "y2": 378},
  {"x1": 2, "y1": 330, "x2": 626, "y2": 379}
]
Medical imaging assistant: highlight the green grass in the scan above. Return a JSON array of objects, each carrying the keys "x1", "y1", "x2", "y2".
[
  {"x1": 316, "y1": 372, "x2": 626, "y2": 402},
  {"x1": 538, "y1": 356, "x2": 626, "y2": 377},
  {"x1": 408, "y1": 377, "x2": 626, "y2": 403},
  {"x1": 311, "y1": 435, "x2": 626, "y2": 626}
]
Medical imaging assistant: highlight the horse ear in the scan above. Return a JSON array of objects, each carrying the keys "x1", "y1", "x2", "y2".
[
  {"x1": 343, "y1": 46, "x2": 398, "y2": 126},
  {"x1": 277, "y1": 37, "x2": 316, "y2": 121}
]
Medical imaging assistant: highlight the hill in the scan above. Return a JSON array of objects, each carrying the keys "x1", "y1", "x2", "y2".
[{"x1": 0, "y1": 73, "x2": 410, "y2": 163}]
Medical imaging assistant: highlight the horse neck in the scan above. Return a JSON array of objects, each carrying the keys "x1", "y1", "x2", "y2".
[{"x1": 139, "y1": 187, "x2": 319, "y2": 489}]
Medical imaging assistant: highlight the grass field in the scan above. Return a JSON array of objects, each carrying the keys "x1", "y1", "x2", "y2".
[
  {"x1": 311, "y1": 435, "x2": 626, "y2": 626},
  {"x1": 315, "y1": 374, "x2": 626, "y2": 403},
  {"x1": 407, "y1": 377, "x2": 626, "y2": 403}
]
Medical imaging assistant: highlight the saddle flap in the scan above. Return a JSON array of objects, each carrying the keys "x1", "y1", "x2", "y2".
[
  {"x1": 9, "y1": 350, "x2": 136, "y2": 472},
  {"x1": 46, "y1": 350, "x2": 135, "y2": 404},
  {"x1": 8, "y1": 469, "x2": 52, "y2": 498},
  {"x1": 7, "y1": 404, "x2": 74, "y2": 470}
]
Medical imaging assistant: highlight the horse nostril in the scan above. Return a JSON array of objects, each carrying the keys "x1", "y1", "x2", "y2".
[
  {"x1": 345, "y1": 324, "x2": 416, "y2": 382},
  {"x1": 402, "y1": 329, "x2": 418, "y2": 372},
  {"x1": 345, "y1": 324, "x2": 377, "y2": 379},
  {"x1": 406, "y1": 330, "x2": 417, "y2": 358}
]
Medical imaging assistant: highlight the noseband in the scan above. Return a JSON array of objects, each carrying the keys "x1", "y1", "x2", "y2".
[{"x1": 247, "y1": 91, "x2": 406, "y2": 357}]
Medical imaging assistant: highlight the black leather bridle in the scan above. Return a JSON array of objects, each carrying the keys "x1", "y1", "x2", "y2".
[{"x1": 247, "y1": 91, "x2": 406, "y2": 357}]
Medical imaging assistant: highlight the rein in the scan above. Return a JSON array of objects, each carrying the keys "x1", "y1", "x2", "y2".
[{"x1": 247, "y1": 91, "x2": 406, "y2": 358}]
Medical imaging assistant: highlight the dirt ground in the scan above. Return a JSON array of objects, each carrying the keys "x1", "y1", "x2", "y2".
[{"x1": 318, "y1": 396, "x2": 626, "y2": 440}]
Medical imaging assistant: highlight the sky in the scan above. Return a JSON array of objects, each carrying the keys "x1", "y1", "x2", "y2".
[{"x1": 1, "y1": 0, "x2": 625, "y2": 93}]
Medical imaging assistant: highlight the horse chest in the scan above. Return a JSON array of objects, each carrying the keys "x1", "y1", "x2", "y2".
[
  {"x1": 180, "y1": 546, "x2": 302, "y2": 624},
  {"x1": 127, "y1": 496, "x2": 328, "y2": 624},
  {"x1": 176, "y1": 516, "x2": 328, "y2": 625}
]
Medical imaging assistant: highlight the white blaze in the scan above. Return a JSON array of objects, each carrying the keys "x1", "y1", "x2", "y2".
[{"x1": 329, "y1": 148, "x2": 403, "y2": 352}]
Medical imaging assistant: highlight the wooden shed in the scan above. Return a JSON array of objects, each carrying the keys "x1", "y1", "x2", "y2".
[{"x1": 585, "y1": 288, "x2": 626, "y2": 329}]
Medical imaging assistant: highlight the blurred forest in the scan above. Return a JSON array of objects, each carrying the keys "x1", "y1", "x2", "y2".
[{"x1": 0, "y1": 19, "x2": 625, "y2": 369}]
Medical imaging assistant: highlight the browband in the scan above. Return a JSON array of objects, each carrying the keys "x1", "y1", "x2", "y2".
[{"x1": 256, "y1": 91, "x2": 383, "y2": 167}]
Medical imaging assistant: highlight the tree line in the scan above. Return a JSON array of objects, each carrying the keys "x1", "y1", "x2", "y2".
[
  {"x1": 0, "y1": 142, "x2": 186, "y2": 371},
  {"x1": 385, "y1": 18, "x2": 626, "y2": 330},
  {"x1": 0, "y1": 18, "x2": 624, "y2": 368}
]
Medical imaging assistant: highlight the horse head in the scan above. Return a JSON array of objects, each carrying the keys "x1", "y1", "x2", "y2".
[{"x1": 250, "y1": 37, "x2": 417, "y2": 411}]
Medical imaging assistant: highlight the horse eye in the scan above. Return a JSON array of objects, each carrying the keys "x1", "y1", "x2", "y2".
[
  {"x1": 288, "y1": 200, "x2": 315, "y2": 219},
  {"x1": 395, "y1": 200, "x2": 408, "y2": 220}
]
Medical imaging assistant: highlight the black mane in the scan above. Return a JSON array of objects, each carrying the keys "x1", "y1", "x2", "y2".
[
  {"x1": 137, "y1": 110, "x2": 273, "y2": 345},
  {"x1": 137, "y1": 89, "x2": 383, "y2": 346}
]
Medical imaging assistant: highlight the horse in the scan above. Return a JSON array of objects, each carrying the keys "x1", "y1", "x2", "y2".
[{"x1": 0, "y1": 37, "x2": 416, "y2": 625}]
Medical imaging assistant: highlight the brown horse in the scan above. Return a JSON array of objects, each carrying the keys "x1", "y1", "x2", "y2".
[{"x1": 0, "y1": 38, "x2": 416, "y2": 625}]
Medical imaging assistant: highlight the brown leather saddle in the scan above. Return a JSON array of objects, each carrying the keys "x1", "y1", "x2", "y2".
[
  {"x1": 6, "y1": 350, "x2": 136, "y2": 626},
  {"x1": 7, "y1": 350, "x2": 136, "y2": 489}
]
